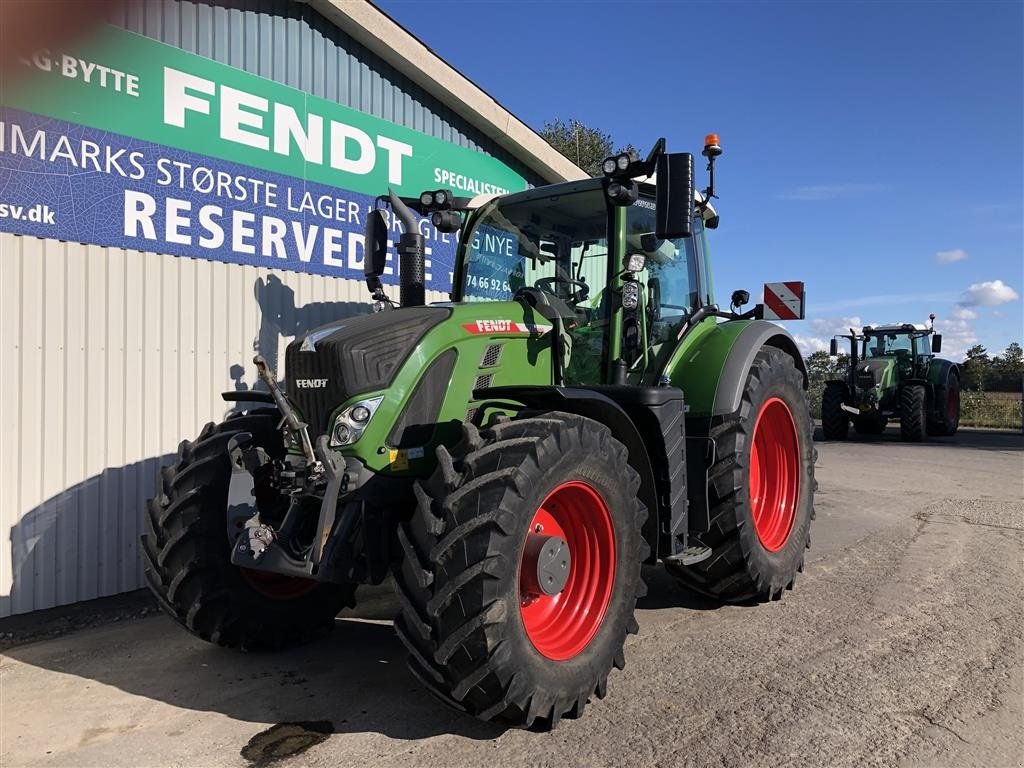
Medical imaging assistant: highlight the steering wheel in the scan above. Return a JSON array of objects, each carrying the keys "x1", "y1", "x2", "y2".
[{"x1": 533, "y1": 276, "x2": 589, "y2": 298}]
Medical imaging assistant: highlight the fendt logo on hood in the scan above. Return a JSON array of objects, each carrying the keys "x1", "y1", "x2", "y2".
[
  {"x1": 462, "y1": 320, "x2": 553, "y2": 335},
  {"x1": 295, "y1": 378, "x2": 329, "y2": 389}
]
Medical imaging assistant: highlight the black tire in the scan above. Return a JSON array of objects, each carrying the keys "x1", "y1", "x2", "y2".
[
  {"x1": 821, "y1": 382, "x2": 849, "y2": 440},
  {"x1": 928, "y1": 373, "x2": 961, "y2": 437},
  {"x1": 666, "y1": 347, "x2": 815, "y2": 603},
  {"x1": 900, "y1": 384, "x2": 927, "y2": 442},
  {"x1": 391, "y1": 413, "x2": 647, "y2": 728},
  {"x1": 854, "y1": 413, "x2": 886, "y2": 436},
  {"x1": 140, "y1": 411, "x2": 356, "y2": 650}
]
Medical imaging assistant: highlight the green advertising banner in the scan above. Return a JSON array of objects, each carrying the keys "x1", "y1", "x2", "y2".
[
  {"x1": 3, "y1": 24, "x2": 526, "y2": 198},
  {"x1": 1, "y1": 24, "x2": 527, "y2": 290}
]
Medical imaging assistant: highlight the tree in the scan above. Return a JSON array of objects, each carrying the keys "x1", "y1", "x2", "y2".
[
  {"x1": 805, "y1": 350, "x2": 849, "y2": 418},
  {"x1": 961, "y1": 344, "x2": 990, "y2": 390},
  {"x1": 539, "y1": 118, "x2": 635, "y2": 177},
  {"x1": 991, "y1": 342, "x2": 1024, "y2": 391}
]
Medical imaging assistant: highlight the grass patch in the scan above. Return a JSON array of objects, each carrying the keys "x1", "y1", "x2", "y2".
[{"x1": 959, "y1": 390, "x2": 1022, "y2": 430}]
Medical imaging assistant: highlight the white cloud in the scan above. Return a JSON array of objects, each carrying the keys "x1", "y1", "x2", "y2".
[
  {"x1": 792, "y1": 316, "x2": 866, "y2": 356},
  {"x1": 933, "y1": 316, "x2": 978, "y2": 361},
  {"x1": 935, "y1": 248, "x2": 968, "y2": 264},
  {"x1": 792, "y1": 334, "x2": 830, "y2": 355},
  {"x1": 777, "y1": 183, "x2": 885, "y2": 201},
  {"x1": 950, "y1": 305, "x2": 977, "y2": 320},
  {"x1": 960, "y1": 279, "x2": 1020, "y2": 306}
]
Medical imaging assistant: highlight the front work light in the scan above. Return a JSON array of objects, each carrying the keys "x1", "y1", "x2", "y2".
[
  {"x1": 622, "y1": 281, "x2": 640, "y2": 310},
  {"x1": 607, "y1": 180, "x2": 638, "y2": 206},
  {"x1": 602, "y1": 158, "x2": 617, "y2": 175},
  {"x1": 625, "y1": 253, "x2": 646, "y2": 273}
]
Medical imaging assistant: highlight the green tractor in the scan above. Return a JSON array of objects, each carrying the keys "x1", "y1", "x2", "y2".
[
  {"x1": 821, "y1": 318, "x2": 960, "y2": 441},
  {"x1": 142, "y1": 136, "x2": 816, "y2": 728}
]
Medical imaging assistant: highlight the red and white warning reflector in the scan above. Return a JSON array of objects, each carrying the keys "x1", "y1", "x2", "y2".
[{"x1": 762, "y1": 282, "x2": 806, "y2": 321}]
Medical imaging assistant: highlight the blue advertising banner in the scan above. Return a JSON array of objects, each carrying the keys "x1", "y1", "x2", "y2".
[{"x1": 0, "y1": 108, "x2": 459, "y2": 291}]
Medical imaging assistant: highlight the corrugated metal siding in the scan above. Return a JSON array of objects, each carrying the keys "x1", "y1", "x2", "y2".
[
  {"x1": 0, "y1": 232, "x2": 444, "y2": 616},
  {"x1": 108, "y1": 0, "x2": 545, "y2": 187},
  {"x1": 2, "y1": 0, "x2": 544, "y2": 615}
]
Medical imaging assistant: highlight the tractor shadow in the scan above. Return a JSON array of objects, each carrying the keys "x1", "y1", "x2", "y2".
[
  {"x1": 2, "y1": 569, "x2": 721, "y2": 741},
  {"x1": 814, "y1": 425, "x2": 1023, "y2": 453}
]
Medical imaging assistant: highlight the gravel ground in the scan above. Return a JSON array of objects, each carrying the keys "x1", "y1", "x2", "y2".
[{"x1": 1, "y1": 428, "x2": 1021, "y2": 768}]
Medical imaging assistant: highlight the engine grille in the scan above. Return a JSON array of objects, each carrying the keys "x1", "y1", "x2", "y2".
[{"x1": 284, "y1": 307, "x2": 449, "y2": 435}]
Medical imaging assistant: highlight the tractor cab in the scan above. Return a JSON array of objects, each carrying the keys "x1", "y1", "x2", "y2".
[
  {"x1": 861, "y1": 324, "x2": 938, "y2": 379},
  {"x1": 450, "y1": 178, "x2": 710, "y2": 386}
]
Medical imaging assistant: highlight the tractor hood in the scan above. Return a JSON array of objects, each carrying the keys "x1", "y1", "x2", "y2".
[
  {"x1": 285, "y1": 307, "x2": 450, "y2": 435},
  {"x1": 856, "y1": 358, "x2": 894, "y2": 390}
]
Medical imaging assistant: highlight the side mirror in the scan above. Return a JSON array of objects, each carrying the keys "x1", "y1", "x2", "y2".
[
  {"x1": 932, "y1": 334, "x2": 942, "y2": 353},
  {"x1": 655, "y1": 152, "x2": 693, "y2": 240},
  {"x1": 829, "y1": 338, "x2": 838, "y2": 357},
  {"x1": 364, "y1": 209, "x2": 389, "y2": 291},
  {"x1": 647, "y1": 277, "x2": 661, "y2": 323}
]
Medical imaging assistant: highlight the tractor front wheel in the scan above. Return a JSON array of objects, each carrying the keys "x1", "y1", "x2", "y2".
[
  {"x1": 821, "y1": 382, "x2": 849, "y2": 440},
  {"x1": 141, "y1": 411, "x2": 356, "y2": 649},
  {"x1": 900, "y1": 384, "x2": 928, "y2": 442},
  {"x1": 667, "y1": 347, "x2": 815, "y2": 602},
  {"x1": 391, "y1": 413, "x2": 647, "y2": 728}
]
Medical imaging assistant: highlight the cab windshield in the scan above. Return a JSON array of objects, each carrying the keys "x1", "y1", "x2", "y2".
[
  {"x1": 457, "y1": 187, "x2": 700, "y2": 321},
  {"x1": 458, "y1": 186, "x2": 609, "y2": 304},
  {"x1": 456, "y1": 184, "x2": 702, "y2": 384},
  {"x1": 862, "y1": 332, "x2": 930, "y2": 359}
]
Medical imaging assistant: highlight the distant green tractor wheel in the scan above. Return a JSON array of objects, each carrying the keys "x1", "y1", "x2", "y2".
[
  {"x1": 821, "y1": 382, "x2": 849, "y2": 440},
  {"x1": 900, "y1": 384, "x2": 928, "y2": 442},
  {"x1": 928, "y1": 373, "x2": 961, "y2": 437},
  {"x1": 667, "y1": 347, "x2": 815, "y2": 603}
]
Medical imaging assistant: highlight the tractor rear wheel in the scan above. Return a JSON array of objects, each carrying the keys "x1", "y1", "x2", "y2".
[
  {"x1": 391, "y1": 413, "x2": 647, "y2": 728},
  {"x1": 821, "y1": 382, "x2": 849, "y2": 440},
  {"x1": 666, "y1": 347, "x2": 815, "y2": 603},
  {"x1": 141, "y1": 411, "x2": 356, "y2": 649},
  {"x1": 928, "y1": 373, "x2": 961, "y2": 437},
  {"x1": 900, "y1": 384, "x2": 928, "y2": 442}
]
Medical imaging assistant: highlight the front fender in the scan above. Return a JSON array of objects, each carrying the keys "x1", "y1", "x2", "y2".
[{"x1": 670, "y1": 319, "x2": 808, "y2": 417}]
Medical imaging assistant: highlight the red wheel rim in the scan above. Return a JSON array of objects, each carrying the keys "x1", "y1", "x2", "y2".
[
  {"x1": 519, "y1": 482, "x2": 616, "y2": 661},
  {"x1": 749, "y1": 397, "x2": 800, "y2": 552},
  {"x1": 240, "y1": 568, "x2": 318, "y2": 601},
  {"x1": 947, "y1": 386, "x2": 957, "y2": 423}
]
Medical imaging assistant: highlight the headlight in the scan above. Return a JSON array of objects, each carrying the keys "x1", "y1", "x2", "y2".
[
  {"x1": 329, "y1": 396, "x2": 384, "y2": 447},
  {"x1": 622, "y1": 281, "x2": 640, "y2": 310},
  {"x1": 602, "y1": 158, "x2": 617, "y2": 176}
]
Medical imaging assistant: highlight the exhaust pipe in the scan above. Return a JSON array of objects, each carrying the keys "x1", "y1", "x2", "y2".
[{"x1": 388, "y1": 189, "x2": 425, "y2": 307}]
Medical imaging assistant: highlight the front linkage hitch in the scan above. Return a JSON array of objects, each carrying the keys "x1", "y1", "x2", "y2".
[{"x1": 226, "y1": 356, "x2": 369, "y2": 582}]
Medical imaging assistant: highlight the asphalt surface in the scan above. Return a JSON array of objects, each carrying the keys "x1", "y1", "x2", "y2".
[{"x1": 2, "y1": 428, "x2": 1022, "y2": 768}]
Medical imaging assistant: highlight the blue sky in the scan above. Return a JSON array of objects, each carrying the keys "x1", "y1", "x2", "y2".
[{"x1": 379, "y1": 0, "x2": 1023, "y2": 360}]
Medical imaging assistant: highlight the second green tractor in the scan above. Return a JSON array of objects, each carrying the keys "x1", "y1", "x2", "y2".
[
  {"x1": 142, "y1": 136, "x2": 816, "y2": 728},
  {"x1": 822, "y1": 321, "x2": 960, "y2": 441}
]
